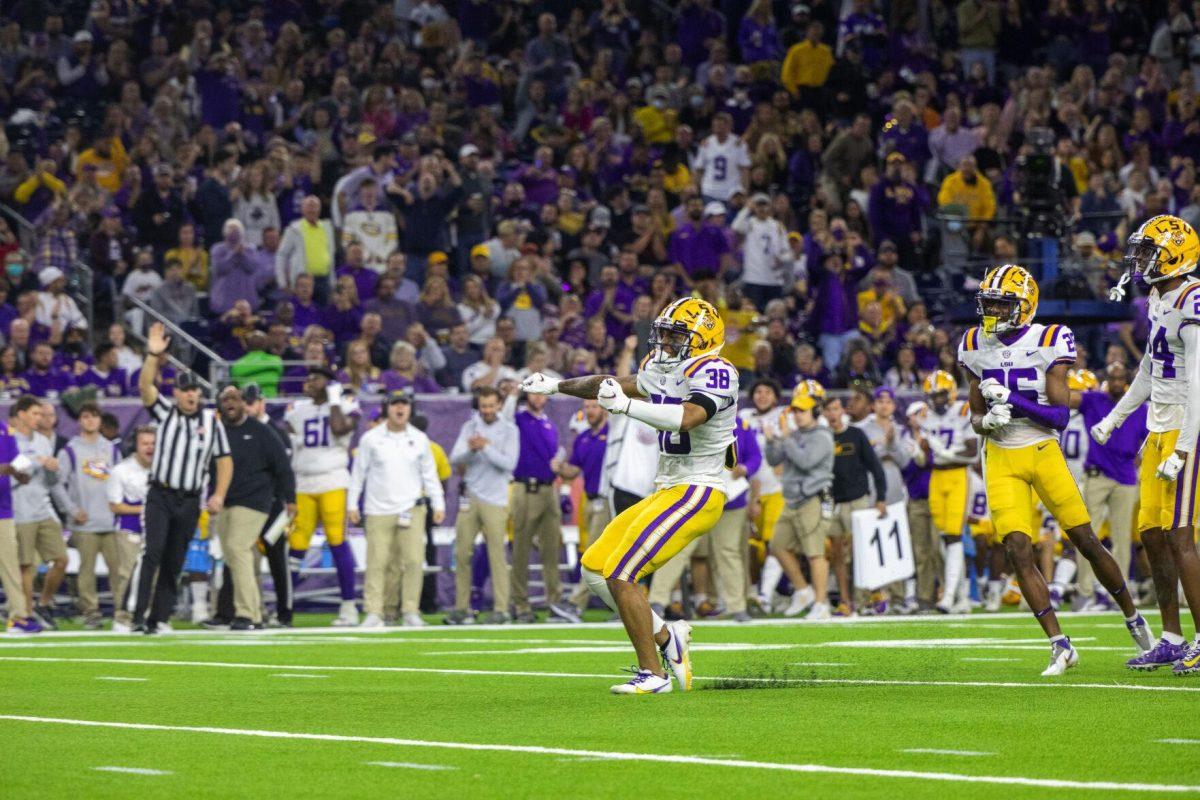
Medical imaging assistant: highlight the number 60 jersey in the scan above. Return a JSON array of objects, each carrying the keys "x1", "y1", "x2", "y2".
[
  {"x1": 285, "y1": 397, "x2": 352, "y2": 495},
  {"x1": 958, "y1": 322, "x2": 1078, "y2": 449},
  {"x1": 636, "y1": 352, "x2": 738, "y2": 492}
]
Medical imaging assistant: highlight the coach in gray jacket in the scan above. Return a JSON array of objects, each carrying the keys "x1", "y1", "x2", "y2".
[
  {"x1": 764, "y1": 384, "x2": 836, "y2": 620},
  {"x1": 57, "y1": 402, "x2": 122, "y2": 628}
]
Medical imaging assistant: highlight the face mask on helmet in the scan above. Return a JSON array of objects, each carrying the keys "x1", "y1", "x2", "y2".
[
  {"x1": 976, "y1": 292, "x2": 1022, "y2": 335},
  {"x1": 1124, "y1": 236, "x2": 1169, "y2": 283},
  {"x1": 649, "y1": 320, "x2": 700, "y2": 365}
]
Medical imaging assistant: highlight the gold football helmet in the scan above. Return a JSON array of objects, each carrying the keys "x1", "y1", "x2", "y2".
[
  {"x1": 790, "y1": 379, "x2": 826, "y2": 411},
  {"x1": 649, "y1": 297, "x2": 725, "y2": 365},
  {"x1": 1067, "y1": 369, "x2": 1098, "y2": 392},
  {"x1": 1124, "y1": 214, "x2": 1200, "y2": 285},
  {"x1": 977, "y1": 264, "x2": 1039, "y2": 334},
  {"x1": 922, "y1": 370, "x2": 958, "y2": 398}
]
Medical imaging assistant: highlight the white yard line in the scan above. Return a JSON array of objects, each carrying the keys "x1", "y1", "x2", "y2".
[
  {"x1": 429, "y1": 644, "x2": 795, "y2": 656},
  {"x1": 1157, "y1": 739, "x2": 1200, "y2": 745},
  {"x1": 365, "y1": 761, "x2": 457, "y2": 771},
  {"x1": 1, "y1": 656, "x2": 1196, "y2": 693},
  {"x1": 95, "y1": 676, "x2": 148, "y2": 682},
  {"x1": 960, "y1": 658, "x2": 1022, "y2": 663},
  {"x1": 901, "y1": 748, "x2": 995, "y2": 757},
  {"x1": 788, "y1": 662, "x2": 854, "y2": 667},
  {"x1": 1, "y1": 715, "x2": 1191, "y2": 794},
  {"x1": 92, "y1": 766, "x2": 172, "y2": 776},
  {"x1": 270, "y1": 673, "x2": 328, "y2": 679}
]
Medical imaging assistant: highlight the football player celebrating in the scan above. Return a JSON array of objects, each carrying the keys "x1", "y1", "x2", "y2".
[
  {"x1": 285, "y1": 366, "x2": 361, "y2": 626},
  {"x1": 959, "y1": 264, "x2": 1153, "y2": 676},
  {"x1": 1093, "y1": 215, "x2": 1200, "y2": 673},
  {"x1": 915, "y1": 371, "x2": 977, "y2": 614},
  {"x1": 522, "y1": 298, "x2": 737, "y2": 694}
]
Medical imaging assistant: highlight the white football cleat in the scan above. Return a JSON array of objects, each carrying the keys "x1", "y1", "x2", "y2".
[
  {"x1": 110, "y1": 620, "x2": 132, "y2": 634},
  {"x1": 332, "y1": 601, "x2": 359, "y2": 627},
  {"x1": 155, "y1": 621, "x2": 173, "y2": 634},
  {"x1": 402, "y1": 612, "x2": 427, "y2": 627},
  {"x1": 807, "y1": 601, "x2": 831, "y2": 620},
  {"x1": 610, "y1": 669, "x2": 673, "y2": 694},
  {"x1": 659, "y1": 620, "x2": 693, "y2": 691},
  {"x1": 1041, "y1": 639, "x2": 1078, "y2": 676},
  {"x1": 359, "y1": 613, "x2": 385, "y2": 628},
  {"x1": 783, "y1": 586, "x2": 815, "y2": 617}
]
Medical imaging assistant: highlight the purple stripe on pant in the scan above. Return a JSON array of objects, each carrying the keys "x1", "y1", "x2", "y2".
[
  {"x1": 609, "y1": 486, "x2": 697, "y2": 580},
  {"x1": 626, "y1": 486, "x2": 713, "y2": 580},
  {"x1": 1172, "y1": 435, "x2": 1200, "y2": 530}
]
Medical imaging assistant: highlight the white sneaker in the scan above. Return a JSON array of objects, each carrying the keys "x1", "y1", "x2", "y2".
[
  {"x1": 111, "y1": 621, "x2": 132, "y2": 634},
  {"x1": 807, "y1": 601, "x2": 831, "y2": 620},
  {"x1": 659, "y1": 620, "x2": 692, "y2": 691},
  {"x1": 783, "y1": 587, "x2": 815, "y2": 618},
  {"x1": 984, "y1": 586, "x2": 1002, "y2": 612},
  {"x1": 155, "y1": 621, "x2": 173, "y2": 634},
  {"x1": 332, "y1": 601, "x2": 359, "y2": 627},
  {"x1": 359, "y1": 613, "x2": 385, "y2": 628},
  {"x1": 951, "y1": 597, "x2": 972, "y2": 614},
  {"x1": 610, "y1": 669, "x2": 673, "y2": 694},
  {"x1": 1041, "y1": 639, "x2": 1079, "y2": 676},
  {"x1": 402, "y1": 612, "x2": 427, "y2": 627}
]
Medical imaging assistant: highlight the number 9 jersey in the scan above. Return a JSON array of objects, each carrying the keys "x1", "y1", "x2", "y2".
[
  {"x1": 958, "y1": 322, "x2": 1078, "y2": 449},
  {"x1": 636, "y1": 352, "x2": 738, "y2": 492}
]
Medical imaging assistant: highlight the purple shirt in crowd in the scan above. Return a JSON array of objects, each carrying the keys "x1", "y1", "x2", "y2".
[
  {"x1": 668, "y1": 222, "x2": 729, "y2": 279},
  {"x1": 583, "y1": 284, "x2": 637, "y2": 340},
  {"x1": 380, "y1": 370, "x2": 440, "y2": 394},
  {"x1": 291, "y1": 298, "x2": 323, "y2": 330},
  {"x1": 337, "y1": 265, "x2": 378, "y2": 304},
  {"x1": 569, "y1": 423, "x2": 608, "y2": 497},
  {"x1": 0, "y1": 430, "x2": 16, "y2": 519},
  {"x1": 1078, "y1": 391, "x2": 1147, "y2": 486},
  {"x1": 902, "y1": 459, "x2": 931, "y2": 500},
  {"x1": 78, "y1": 367, "x2": 129, "y2": 398},
  {"x1": 513, "y1": 407, "x2": 558, "y2": 482},
  {"x1": 23, "y1": 367, "x2": 69, "y2": 398},
  {"x1": 725, "y1": 420, "x2": 762, "y2": 511}
]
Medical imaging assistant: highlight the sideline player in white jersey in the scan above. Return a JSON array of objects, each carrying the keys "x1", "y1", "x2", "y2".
[
  {"x1": 960, "y1": 264, "x2": 1152, "y2": 675},
  {"x1": 1094, "y1": 214, "x2": 1200, "y2": 673},
  {"x1": 522, "y1": 297, "x2": 737, "y2": 694},
  {"x1": 693, "y1": 112, "x2": 751, "y2": 202},
  {"x1": 284, "y1": 365, "x2": 361, "y2": 626},
  {"x1": 106, "y1": 425, "x2": 155, "y2": 633},
  {"x1": 1061, "y1": 369, "x2": 1096, "y2": 485}
]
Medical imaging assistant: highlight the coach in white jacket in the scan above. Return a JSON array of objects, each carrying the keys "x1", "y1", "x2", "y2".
[{"x1": 348, "y1": 390, "x2": 445, "y2": 628}]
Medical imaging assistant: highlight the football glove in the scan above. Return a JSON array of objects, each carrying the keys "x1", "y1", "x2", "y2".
[
  {"x1": 1158, "y1": 451, "x2": 1187, "y2": 482},
  {"x1": 520, "y1": 372, "x2": 560, "y2": 395},
  {"x1": 596, "y1": 377, "x2": 631, "y2": 414},
  {"x1": 1089, "y1": 416, "x2": 1116, "y2": 445},
  {"x1": 980, "y1": 403, "x2": 1012, "y2": 431},
  {"x1": 979, "y1": 377, "x2": 1010, "y2": 406}
]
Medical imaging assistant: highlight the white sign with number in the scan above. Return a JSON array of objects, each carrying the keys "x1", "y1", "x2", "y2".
[{"x1": 851, "y1": 502, "x2": 915, "y2": 590}]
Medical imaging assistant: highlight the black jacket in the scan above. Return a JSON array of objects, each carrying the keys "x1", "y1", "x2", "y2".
[
  {"x1": 831, "y1": 425, "x2": 887, "y2": 504},
  {"x1": 220, "y1": 416, "x2": 295, "y2": 514}
]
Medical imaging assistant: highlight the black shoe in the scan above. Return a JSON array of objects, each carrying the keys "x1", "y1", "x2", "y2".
[
  {"x1": 202, "y1": 617, "x2": 232, "y2": 631},
  {"x1": 33, "y1": 604, "x2": 57, "y2": 630},
  {"x1": 141, "y1": 619, "x2": 158, "y2": 635},
  {"x1": 230, "y1": 617, "x2": 263, "y2": 631}
]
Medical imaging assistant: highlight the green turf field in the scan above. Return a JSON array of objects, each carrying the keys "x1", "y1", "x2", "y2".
[{"x1": 2, "y1": 611, "x2": 1199, "y2": 798}]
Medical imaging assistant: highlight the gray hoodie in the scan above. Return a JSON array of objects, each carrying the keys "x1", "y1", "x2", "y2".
[
  {"x1": 57, "y1": 434, "x2": 122, "y2": 532},
  {"x1": 12, "y1": 430, "x2": 66, "y2": 523},
  {"x1": 765, "y1": 424, "x2": 835, "y2": 507},
  {"x1": 852, "y1": 416, "x2": 911, "y2": 505}
]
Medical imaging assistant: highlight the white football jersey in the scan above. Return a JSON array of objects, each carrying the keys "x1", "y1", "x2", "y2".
[
  {"x1": 694, "y1": 134, "x2": 751, "y2": 202},
  {"x1": 958, "y1": 322, "x2": 1077, "y2": 449},
  {"x1": 1143, "y1": 278, "x2": 1200, "y2": 432},
  {"x1": 967, "y1": 469, "x2": 988, "y2": 521},
  {"x1": 637, "y1": 352, "x2": 738, "y2": 492},
  {"x1": 285, "y1": 398, "x2": 352, "y2": 494},
  {"x1": 917, "y1": 400, "x2": 976, "y2": 466},
  {"x1": 738, "y1": 406, "x2": 783, "y2": 495},
  {"x1": 1060, "y1": 410, "x2": 1088, "y2": 485},
  {"x1": 106, "y1": 456, "x2": 149, "y2": 534}
]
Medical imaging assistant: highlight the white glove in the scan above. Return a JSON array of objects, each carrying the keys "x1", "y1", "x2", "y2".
[
  {"x1": 980, "y1": 403, "x2": 1012, "y2": 431},
  {"x1": 520, "y1": 372, "x2": 560, "y2": 396},
  {"x1": 596, "y1": 377, "x2": 631, "y2": 414},
  {"x1": 327, "y1": 381, "x2": 344, "y2": 404},
  {"x1": 1090, "y1": 416, "x2": 1116, "y2": 445},
  {"x1": 925, "y1": 435, "x2": 952, "y2": 460},
  {"x1": 340, "y1": 396, "x2": 360, "y2": 416},
  {"x1": 1109, "y1": 270, "x2": 1131, "y2": 302},
  {"x1": 1158, "y1": 451, "x2": 1187, "y2": 482},
  {"x1": 979, "y1": 378, "x2": 1010, "y2": 406}
]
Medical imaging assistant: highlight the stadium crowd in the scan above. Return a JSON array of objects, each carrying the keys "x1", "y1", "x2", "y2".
[{"x1": 0, "y1": 0, "x2": 1191, "y2": 629}]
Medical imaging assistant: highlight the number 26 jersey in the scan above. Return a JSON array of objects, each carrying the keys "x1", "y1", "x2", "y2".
[
  {"x1": 285, "y1": 398, "x2": 352, "y2": 494},
  {"x1": 1143, "y1": 278, "x2": 1200, "y2": 432},
  {"x1": 958, "y1": 322, "x2": 1077, "y2": 450},
  {"x1": 636, "y1": 353, "x2": 738, "y2": 492}
]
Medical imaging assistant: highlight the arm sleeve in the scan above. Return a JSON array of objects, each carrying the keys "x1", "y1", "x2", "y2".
[
  {"x1": 481, "y1": 422, "x2": 519, "y2": 473},
  {"x1": 738, "y1": 423, "x2": 762, "y2": 477},
  {"x1": 448, "y1": 425, "x2": 472, "y2": 468},
  {"x1": 1174, "y1": 325, "x2": 1200, "y2": 455},
  {"x1": 779, "y1": 431, "x2": 830, "y2": 471},
  {"x1": 1110, "y1": 351, "x2": 1153, "y2": 423},
  {"x1": 1006, "y1": 391, "x2": 1070, "y2": 431},
  {"x1": 421, "y1": 439, "x2": 446, "y2": 513},
  {"x1": 347, "y1": 436, "x2": 367, "y2": 511},
  {"x1": 55, "y1": 446, "x2": 80, "y2": 515}
]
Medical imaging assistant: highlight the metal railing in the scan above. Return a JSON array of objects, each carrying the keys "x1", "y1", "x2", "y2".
[{"x1": 122, "y1": 294, "x2": 227, "y2": 393}]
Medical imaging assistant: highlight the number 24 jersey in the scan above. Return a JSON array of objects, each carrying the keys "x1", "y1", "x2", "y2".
[
  {"x1": 958, "y1": 322, "x2": 1077, "y2": 449},
  {"x1": 1143, "y1": 278, "x2": 1200, "y2": 432},
  {"x1": 636, "y1": 353, "x2": 738, "y2": 492}
]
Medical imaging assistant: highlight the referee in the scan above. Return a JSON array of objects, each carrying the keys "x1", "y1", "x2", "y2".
[{"x1": 127, "y1": 322, "x2": 232, "y2": 634}]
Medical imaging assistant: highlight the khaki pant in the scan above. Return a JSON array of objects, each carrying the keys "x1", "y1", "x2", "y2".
[
  {"x1": 829, "y1": 495, "x2": 873, "y2": 605},
  {"x1": 907, "y1": 499, "x2": 940, "y2": 605},
  {"x1": 365, "y1": 507, "x2": 427, "y2": 616},
  {"x1": 16, "y1": 518, "x2": 66, "y2": 565},
  {"x1": 648, "y1": 535, "x2": 711, "y2": 606},
  {"x1": 72, "y1": 530, "x2": 119, "y2": 618},
  {"x1": 1079, "y1": 473, "x2": 1138, "y2": 594},
  {"x1": 109, "y1": 532, "x2": 141, "y2": 624},
  {"x1": 454, "y1": 499, "x2": 510, "y2": 613},
  {"x1": 571, "y1": 497, "x2": 613, "y2": 606},
  {"x1": 215, "y1": 506, "x2": 269, "y2": 623},
  {"x1": 708, "y1": 506, "x2": 749, "y2": 613},
  {"x1": 0, "y1": 519, "x2": 28, "y2": 620},
  {"x1": 510, "y1": 486, "x2": 563, "y2": 614},
  {"x1": 772, "y1": 496, "x2": 828, "y2": 558}
]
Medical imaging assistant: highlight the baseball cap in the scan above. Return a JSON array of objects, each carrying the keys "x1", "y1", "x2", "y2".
[
  {"x1": 878, "y1": 239, "x2": 898, "y2": 252},
  {"x1": 790, "y1": 380, "x2": 825, "y2": 411},
  {"x1": 152, "y1": 163, "x2": 173, "y2": 178},
  {"x1": 176, "y1": 372, "x2": 201, "y2": 391},
  {"x1": 428, "y1": 251, "x2": 449, "y2": 265},
  {"x1": 704, "y1": 201, "x2": 727, "y2": 218},
  {"x1": 38, "y1": 267, "x2": 65, "y2": 287},
  {"x1": 590, "y1": 205, "x2": 612, "y2": 228},
  {"x1": 886, "y1": 151, "x2": 907, "y2": 164},
  {"x1": 384, "y1": 388, "x2": 413, "y2": 406},
  {"x1": 242, "y1": 383, "x2": 263, "y2": 403},
  {"x1": 459, "y1": 144, "x2": 480, "y2": 159},
  {"x1": 470, "y1": 244, "x2": 491, "y2": 258},
  {"x1": 791, "y1": 3, "x2": 811, "y2": 15},
  {"x1": 73, "y1": 30, "x2": 93, "y2": 43},
  {"x1": 751, "y1": 192, "x2": 771, "y2": 205}
]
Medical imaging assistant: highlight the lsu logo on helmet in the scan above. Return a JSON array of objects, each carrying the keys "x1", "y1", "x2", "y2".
[
  {"x1": 976, "y1": 264, "x2": 1038, "y2": 334},
  {"x1": 1067, "y1": 369, "x2": 1098, "y2": 392},
  {"x1": 1124, "y1": 214, "x2": 1200, "y2": 285},
  {"x1": 790, "y1": 379, "x2": 826, "y2": 411},
  {"x1": 922, "y1": 370, "x2": 957, "y2": 398},
  {"x1": 649, "y1": 298, "x2": 725, "y2": 366}
]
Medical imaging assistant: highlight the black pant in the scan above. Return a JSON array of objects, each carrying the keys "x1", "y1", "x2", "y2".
[
  {"x1": 128, "y1": 484, "x2": 201, "y2": 625},
  {"x1": 215, "y1": 504, "x2": 292, "y2": 624},
  {"x1": 612, "y1": 487, "x2": 644, "y2": 516}
]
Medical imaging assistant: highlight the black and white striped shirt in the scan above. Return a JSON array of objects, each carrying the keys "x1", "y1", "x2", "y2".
[{"x1": 147, "y1": 395, "x2": 231, "y2": 493}]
